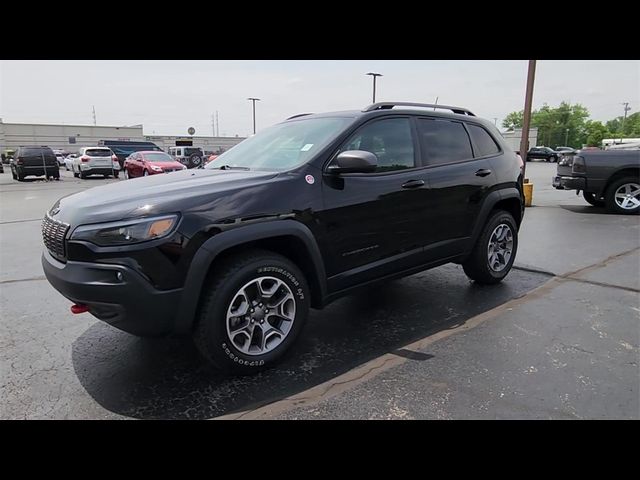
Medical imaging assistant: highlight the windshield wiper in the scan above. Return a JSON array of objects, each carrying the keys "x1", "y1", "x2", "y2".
[{"x1": 216, "y1": 165, "x2": 251, "y2": 171}]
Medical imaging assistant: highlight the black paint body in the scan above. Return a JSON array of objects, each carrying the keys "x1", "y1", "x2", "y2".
[{"x1": 42, "y1": 108, "x2": 525, "y2": 336}]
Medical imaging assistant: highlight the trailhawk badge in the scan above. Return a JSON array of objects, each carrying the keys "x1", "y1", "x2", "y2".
[{"x1": 305, "y1": 175, "x2": 315, "y2": 185}]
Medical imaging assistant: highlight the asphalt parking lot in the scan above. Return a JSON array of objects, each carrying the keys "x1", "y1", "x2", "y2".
[{"x1": 1, "y1": 163, "x2": 638, "y2": 419}]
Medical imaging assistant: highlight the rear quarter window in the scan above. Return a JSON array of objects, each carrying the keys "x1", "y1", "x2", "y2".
[{"x1": 467, "y1": 124, "x2": 501, "y2": 157}]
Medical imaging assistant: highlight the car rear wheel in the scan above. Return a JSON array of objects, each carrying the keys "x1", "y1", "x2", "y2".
[
  {"x1": 583, "y1": 192, "x2": 605, "y2": 207},
  {"x1": 194, "y1": 249, "x2": 310, "y2": 374},
  {"x1": 605, "y1": 177, "x2": 640, "y2": 214},
  {"x1": 463, "y1": 210, "x2": 518, "y2": 285}
]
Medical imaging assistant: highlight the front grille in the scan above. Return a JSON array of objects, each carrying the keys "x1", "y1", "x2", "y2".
[{"x1": 42, "y1": 215, "x2": 70, "y2": 261}]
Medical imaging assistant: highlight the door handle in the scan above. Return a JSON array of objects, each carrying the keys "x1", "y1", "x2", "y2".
[
  {"x1": 475, "y1": 169, "x2": 492, "y2": 177},
  {"x1": 401, "y1": 179, "x2": 425, "y2": 189}
]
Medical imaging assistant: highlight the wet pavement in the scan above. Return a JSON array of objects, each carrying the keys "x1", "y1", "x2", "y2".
[{"x1": 1, "y1": 162, "x2": 638, "y2": 419}]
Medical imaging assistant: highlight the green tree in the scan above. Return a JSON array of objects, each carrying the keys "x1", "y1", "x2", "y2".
[
  {"x1": 502, "y1": 111, "x2": 523, "y2": 130},
  {"x1": 584, "y1": 120, "x2": 609, "y2": 147},
  {"x1": 607, "y1": 112, "x2": 640, "y2": 138},
  {"x1": 502, "y1": 102, "x2": 590, "y2": 148}
]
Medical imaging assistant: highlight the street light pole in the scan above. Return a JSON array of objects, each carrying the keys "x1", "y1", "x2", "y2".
[
  {"x1": 366, "y1": 72, "x2": 383, "y2": 103},
  {"x1": 565, "y1": 128, "x2": 569, "y2": 146},
  {"x1": 247, "y1": 98, "x2": 260, "y2": 134}
]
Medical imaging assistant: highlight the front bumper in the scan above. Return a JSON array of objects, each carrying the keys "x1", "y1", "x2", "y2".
[
  {"x1": 42, "y1": 249, "x2": 182, "y2": 336},
  {"x1": 552, "y1": 175, "x2": 586, "y2": 191}
]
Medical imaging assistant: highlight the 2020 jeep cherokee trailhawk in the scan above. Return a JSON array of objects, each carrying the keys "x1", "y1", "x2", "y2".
[{"x1": 42, "y1": 102, "x2": 525, "y2": 374}]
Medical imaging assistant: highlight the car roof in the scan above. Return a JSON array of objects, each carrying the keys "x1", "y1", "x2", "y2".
[{"x1": 284, "y1": 104, "x2": 495, "y2": 129}]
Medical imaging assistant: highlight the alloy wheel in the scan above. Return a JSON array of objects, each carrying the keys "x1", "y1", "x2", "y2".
[{"x1": 225, "y1": 276, "x2": 296, "y2": 356}]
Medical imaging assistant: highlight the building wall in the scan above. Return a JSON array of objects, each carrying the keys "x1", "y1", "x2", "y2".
[
  {"x1": 143, "y1": 135, "x2": 246, "y2": 153},
  {"x1": 0, "y1": 120, "x2": 246, "y2": 154},
  {"x1": 500, "y1": 128, "x2": 539, "y2": 151}
]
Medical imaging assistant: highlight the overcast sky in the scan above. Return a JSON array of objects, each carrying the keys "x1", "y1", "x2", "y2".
[{"x1": 1, "y1": 60, "x2": 638, "y2": 137}]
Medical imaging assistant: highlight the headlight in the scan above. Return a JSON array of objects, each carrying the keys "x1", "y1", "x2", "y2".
[
  {"x1": 151, "y1": 165, "x2": 163, "y2": 172},
  {"x1": 71, "y1": 215, "x2": 179, "y2": 246}
]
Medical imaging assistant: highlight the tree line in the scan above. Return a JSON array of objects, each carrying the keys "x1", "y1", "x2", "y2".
[{"x1": 502, "y1": 102, "x2": 640, "y2": 148}]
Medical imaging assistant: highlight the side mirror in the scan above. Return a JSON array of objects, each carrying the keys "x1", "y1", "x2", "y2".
[{"x1": 328, "y1": 150, "x2": 378, "y2": 174}]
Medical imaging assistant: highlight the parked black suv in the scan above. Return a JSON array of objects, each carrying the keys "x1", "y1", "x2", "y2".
[
  {"x1": 527, "y1": 146, "x2": 559, "y2": 163},
  {"x1": 42, "y1": 102, "x2": 525, "y2": 374},
  {"x1": 11, "y1": 146, "x2": 60, "y2": 181}
]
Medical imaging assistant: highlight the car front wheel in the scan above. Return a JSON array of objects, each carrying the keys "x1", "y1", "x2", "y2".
[
  {"x1": 463, "y1": 210, "x2": 518, "y2": 284},
  {"x1": 194, "y1": 249, "x2": 310, "y2": 374}
]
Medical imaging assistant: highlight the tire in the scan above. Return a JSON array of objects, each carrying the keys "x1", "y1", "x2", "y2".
[
  {"x1": 194, "y1": 249, "x2": 310, "y2": 375},
  {"x1": 583, "y1": 191, "x2": 605, "y2": 207},
  {"x1": 188, "y1": 154, "x2": 202, "y2": 169},
  {"x1": 462, "y1": 210, "x2": 518, "y2": 285},
  {"x1": 143, "y1": 170, "x2": 149, "y2": 177},
  {"x1": 124, "y1": 169, "x2": 129, "y2": 179},
  {"x1": 80, "y1": 170, "x2": 87, "y2": 179},
  {"x1": 551, "y1": 155, "x2": 557, "y2": 163},
  {"x1": 114, "y1": 171, "x2": 119, "y2": 179},
  {"x1": 17, "y1": 169, "x2": 25, "y2": 181},
  {"x1": 11, "y1": 168, "x2": 17, "y2": 180},
  {"x1": 604, "y1": 176, "x2": 640, "y2": 215}
]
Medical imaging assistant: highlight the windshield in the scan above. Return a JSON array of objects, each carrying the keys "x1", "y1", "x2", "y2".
[
  {"x1": 205, "y1": 117, "x2": 353, "y2": 171},
  {"x1": 143, "y1": 152, "x2": 175, "y2": 162}
]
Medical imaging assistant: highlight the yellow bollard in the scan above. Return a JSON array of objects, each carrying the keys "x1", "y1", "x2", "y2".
[{"x1": 523, "y1": 181, "x2": 533, "y2": 207}]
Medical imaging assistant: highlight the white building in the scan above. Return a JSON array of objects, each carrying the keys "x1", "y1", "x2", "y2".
[
  {"x1": 499, "y1": 128, "x2": 539, "y2": 152},
  {"x1": 0, "y1": 119, "x2": 245, "y2": 154}
]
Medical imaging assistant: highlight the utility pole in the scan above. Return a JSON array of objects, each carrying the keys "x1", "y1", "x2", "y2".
[
  {"x1": 366, "y1": 72, "x2": 383, "y2": 103},
  {"x1": 434, "y1": 96, "x2": 439, "y2": 111},
  {"x1": 92, "y1": 106, "x2": 97, "y2": 126},
  {"x1": 520, "y1": 60, "x2": 537, "y2": 180},
  {"x1": 247, "y1": 98, "x2": 260, "y2": 134},
  {"x1": 211, "y1": 114, "x2": 215, "y2": 137},
  {"x1": 620, "y1": 102, "x2": 631, "y2": 144},
  {"x1": 216, "y1": 111, "x2": 219, "y2": 137},
  {"x1": 493, "y1": 117, "x2": 498, "y2": 126}
]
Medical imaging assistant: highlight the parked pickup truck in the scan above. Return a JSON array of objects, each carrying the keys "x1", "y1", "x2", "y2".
[{"x1": 553, "y1": 149, "x2": 640, "y2": 214}]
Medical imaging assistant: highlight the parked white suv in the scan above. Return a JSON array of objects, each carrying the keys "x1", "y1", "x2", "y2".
[
  {"x1": 72, "y1": 147, "x2": 120, "y2": 179},
  {"x1": 168, "y1": 146, "x2": 205, "y2": 169}
]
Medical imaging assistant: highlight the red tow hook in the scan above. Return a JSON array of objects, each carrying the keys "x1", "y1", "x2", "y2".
[{"x1": 71, "y1": 304, "x2": 89, "y2": 314}]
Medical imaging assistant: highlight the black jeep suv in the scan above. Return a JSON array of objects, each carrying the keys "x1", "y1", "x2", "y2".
[
  {"x1": 11, "y1": 146, "x2": 60, "y2": 181},
  {"x1": 42, "y1": 102, "x2": 525, "y2": 374}
]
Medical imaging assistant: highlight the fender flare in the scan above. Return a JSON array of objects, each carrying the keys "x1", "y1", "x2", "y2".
[
  {"x1": 173, "y1": 219, "x2": 327, "y2": 334},
  {"x1": 463, "y1": 187, "x2": 523, "y2": 259}
]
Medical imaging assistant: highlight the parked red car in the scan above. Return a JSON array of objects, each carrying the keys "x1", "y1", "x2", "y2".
[{"x1": 123, "y1": 151, "x2": 186, "y2": 179}]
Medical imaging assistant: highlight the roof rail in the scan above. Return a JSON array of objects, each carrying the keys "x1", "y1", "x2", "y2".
[
  {"x1": 286, "y1": 113, "x2": 314, "y2": 120},
  {"x1": 363, "y1": 102, "x2": 475, "y2": 116}
]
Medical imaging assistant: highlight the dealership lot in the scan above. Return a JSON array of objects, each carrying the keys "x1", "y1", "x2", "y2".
[{"x1": 1, "y1": 163, "x2": 638, "y2": 419}]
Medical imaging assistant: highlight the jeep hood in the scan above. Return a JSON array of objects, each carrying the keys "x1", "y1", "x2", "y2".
[{"x1": 50, "y1": 169, "x2": 279, "y2": 227}]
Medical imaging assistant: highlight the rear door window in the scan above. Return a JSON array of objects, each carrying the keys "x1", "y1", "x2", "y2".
[{"x1": 417, "y1": 118, "x2": 473, "y2": 166}]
